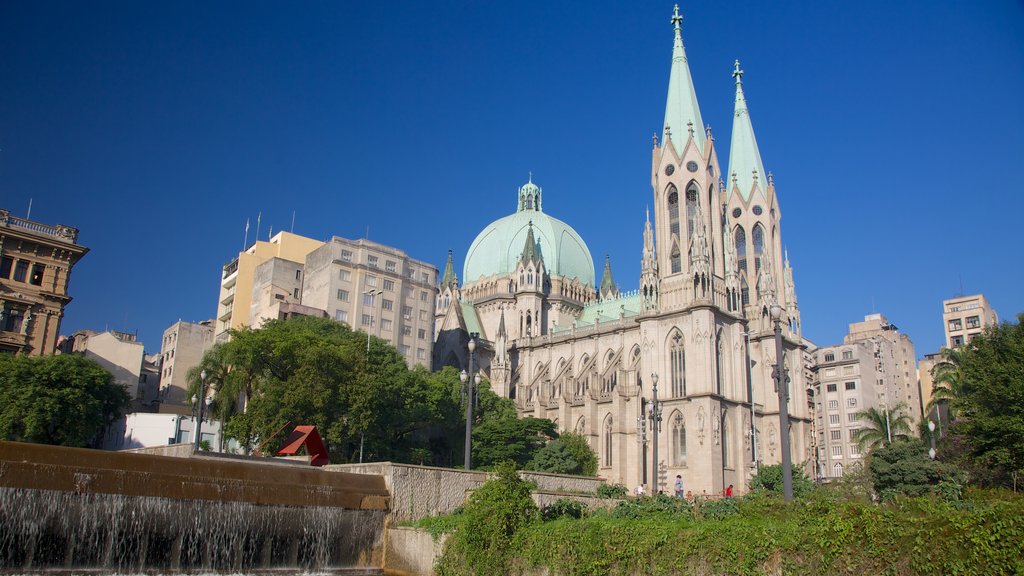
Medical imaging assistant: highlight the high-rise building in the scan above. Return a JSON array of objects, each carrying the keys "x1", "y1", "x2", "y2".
[
  {"x1": 0, "y1": 209, "x2": 88, "y2": 355},
  {"x1": 216, "y1": 231, "x2": 324, "y2": 342},
  {"x1": 301, "y1": 237, "x2": 438, "y2": 368},
  {"x1": 812, "y1": 314, "x2": 919, "y2": 480},
  {"x1": 942, "y1": 294, "x2": 997, "y2": 348},
  {"x1": 158, "y1": 319, "x2": 214, "y2": 413},
  {"x1": 432, "y1": 7, "x2": 811, "y2": 494}
]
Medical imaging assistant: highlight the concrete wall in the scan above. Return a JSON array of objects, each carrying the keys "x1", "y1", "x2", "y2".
[{"x1": 385, "y1": 527, "x2": 447, "y2": 576}]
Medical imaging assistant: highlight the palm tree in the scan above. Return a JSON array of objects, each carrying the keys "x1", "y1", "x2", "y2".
[
  {"x1": 851, "y1": 402, "x2": 913, "y2": 453},
  {"x1": 927, "y1": 347, "x2": 967, "y2": 421}
]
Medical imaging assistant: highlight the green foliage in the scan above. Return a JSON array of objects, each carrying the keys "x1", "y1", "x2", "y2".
[
  {"x1": 928, "y1": 346, "x2": 967, "y2": 417},
  {"x1": 597, "y1": 483, "x2": 628, "y2": 498},
  {"x1": 559, "y1": 431, "x2": 598, "y2": 476},
  {"x1": 412, "y1": 510, "x2": 464, "y2": 540},
  {"x1": 436, "y1": 461, "x2": 538, "y2": 575},
  {"x1": 528, "y1": 439, "x2": 578, "y2": 474},
  {"x1": 696, "y1": 496, "x2": 740, "y2": 520},
  {"x1": 472, "y1": 415, "x2": 557, "y2": 470},
  {"x1": 870, "y1": 439, "x2": 954, "y2": 500},
  {"x1": 749, "y1": 464, "x2": 815, "y2": 498},
  {"x1": 851, "y1": 402, "x2": 914, "y2": 452},
  {"x1": 951, "y1": 314, "x2": 1024, "y2": 488},
  {"x1": 609, "y1": 493, "x2": 694, "y2": 519},
  {"x1": 0, "y1": 354, "x2": 129, "y2": 447},
  {"x1": 541, "y1": 498, "x2": 588, "y2": 521}
]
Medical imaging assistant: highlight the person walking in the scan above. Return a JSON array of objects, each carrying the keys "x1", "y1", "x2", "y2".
[
  {"x1": 725, "y1": 484, "x2": 734, "y2": 498},
  {"x1": 674, "y1": 474, "x2": 684, "y2": 498}
]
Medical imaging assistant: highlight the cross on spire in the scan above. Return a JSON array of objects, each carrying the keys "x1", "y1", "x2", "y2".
[
  {"x1": 528, "y1": 170, "x2": 533, "y2": 183},
  {"x1": 733, "y1": 60, "x2": 744, "y2": 84},
  {"x1": 671, "y1": 4, "x2": 683, "y2": 32}
]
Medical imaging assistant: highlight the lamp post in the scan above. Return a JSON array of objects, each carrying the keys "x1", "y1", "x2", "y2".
[
  {"x1": 928, "y1": 419, "x2": 937, "y2": 460},
  {"x1": 648, "y1": 373, "x2": 662, "y2": 494},
  {"x1": 192, "y1": 369, "x2": 210, "y2": 451},
  {"x1": 742, "y1": 330, "x2": 758, "y2": 470},
  {"x1": 770, "y1": 304, "x2": 794, "y2": 502},
  {"x1": 363, "y1": 289, "x2": 382, "y2": 352},
  {"x1": 636, "y1": 398, "x2": 648, "y2": 486},
  {"x1": 459, "y1": 334, "x2": 480, "y2": 470}
]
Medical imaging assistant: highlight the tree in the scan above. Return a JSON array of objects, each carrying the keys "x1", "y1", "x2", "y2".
[
  {"x1": 0, "y1": 354, "x2": 129, "y2": 447},
  {"x1": 528, "y1": 440, "x2": 578, "y2": 474},
  {"x1": 952, "y1": 314, "x2": 1024, "y2": 488},
  {"x1": 869, "y1": 439, "x2": 953, "y2": 499},
  {"x1": 750, "y1": 464, "x2": 814, "y2": 498},
  {"x1": 928, "y1": 346, "x2": 967, "y2": 420},
  {"x1": 472, "y1": 416, "x2": 557, "y2": 469},
  {"x1": 559, "y1": 431, "x2": 598, "y2": 476},
  {"x1": 851, "y1": 402, "x2": 912, "y2": 453}
]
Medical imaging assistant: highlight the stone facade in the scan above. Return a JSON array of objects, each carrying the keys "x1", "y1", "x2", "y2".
[
  {"x1": 0, "y1": 208, "x2": 88, "y2": 355},
  {"x1": 431, "y1": 8, "x2": 811, "y2": 496}
]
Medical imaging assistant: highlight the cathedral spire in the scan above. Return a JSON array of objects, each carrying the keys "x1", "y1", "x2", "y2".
[
  {"x1": 640, "y1": 210, "x2": 659, "y2": 310},
  {"x1": 662, "y1": 4, "x2": 705, "y2": 153},
  {"x1": 441, "y1": 249, "x2": 458, "y2": 288},
  {"x1": 727, "y1": 60, "x2": 767, "y2": 201},
  {"x1": 497, "y1": 306, "x2": 507, "y2": 338},
  {"x1": 599, "y1": 254, "x2": 619, "y2": 299},
  {"x1": 520, "y1": 221, "x2": 542, "y2": 265}
]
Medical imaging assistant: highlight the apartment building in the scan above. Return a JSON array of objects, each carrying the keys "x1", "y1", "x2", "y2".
[
  {"x1": 71, "y1": 329, "x2": 161, "y2": 411},
  {"x1": 942, "y1": 294, "x2": 997, "y2": 348},
  {"x1": 158, "y1": 320, "x2": 214, "y2": 413},
  {"x1": 0, "y1": 209, "x2": 88, "y2": 355}
]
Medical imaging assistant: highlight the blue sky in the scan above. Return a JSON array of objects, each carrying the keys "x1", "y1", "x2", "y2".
[{"x1": 2, "y1": 1, "x2": 1021, "y2": 356}]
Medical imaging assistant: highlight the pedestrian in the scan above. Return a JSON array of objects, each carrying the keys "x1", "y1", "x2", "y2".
[
  {"x1": 674, "y1": 474, "x2": 684, "y2": 498},
  {"x1": 725, "y1": 484, "x2": 734, "y2": 498},
  {"x1": 635, "y1": 483, "x2": 646, "y2": 497}
]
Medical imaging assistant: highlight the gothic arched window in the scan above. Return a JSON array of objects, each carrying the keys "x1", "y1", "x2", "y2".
[
  {"x1": 603, "y1": 415, "x2": 614, "y2": 467},
  {"x1": 670, "y1": 245, "x2": 681, "y2": 274},
  {"x1": 741, "y1": 277, "x2": 750, "y2": 306},
  {"x1": 753, "y1": 224, "x2": 765, "y2": 275},
  {"x1": 735, "y1": 225, "x2": 747, "y2": 274},
  {"x1": 668, "y1": 185, "x2": 681, "y2": 273},
  {"x1": 670, "y1": 332, "x2": 686, "y2": 397},
  {"x1": 672, "y1": 413, "x2": 687, "y2": 466},
  {"x1": 833, "y1": 462, "x2": 844, "y2": 478},
  {"x1": 685, "y1": 185, "x2": 699, "y2": 240}
]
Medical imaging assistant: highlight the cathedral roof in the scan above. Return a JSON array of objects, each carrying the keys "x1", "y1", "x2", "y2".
[
  {"x1": 663, "y1": 4, "x2": 705, "y2": 152},
  {"x1": 726, "y1": 60, "x2": 767, "y2": 201},
  {"x1": 463, "y1": 179, "x2": 595, "y2": 286}
]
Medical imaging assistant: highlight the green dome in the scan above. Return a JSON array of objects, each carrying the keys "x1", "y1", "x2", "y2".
[{"x1": 463, "y1": 180, "x2": 595, "y2": 287}]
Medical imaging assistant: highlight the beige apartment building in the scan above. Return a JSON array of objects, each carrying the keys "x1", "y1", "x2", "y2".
[
  {"x1": 216, "y1": 231, "x2": 324, "y2": 342},
  {"x1": 71, "y1": 329, "x2": 161, "y2": 411},
  {"x1": 943, "y1": 294, "x2": 997, "y2": 348},
  {"x1": 301, "y1": 237, "x2": 438, "y2": 368},
  {"x1": 158, "y1": 319, "x2": 214, "y2": 413},
  {"x1": 0, "y1": 209, "x2": 88, "y2": 355},
  {"x1": 812, "y1": 314, "x2": 919, "y2": 480}
]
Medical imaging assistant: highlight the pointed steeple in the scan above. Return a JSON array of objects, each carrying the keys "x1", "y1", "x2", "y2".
[
  {"x1": 599, "y1": 254, "x2": 619, "y2": 299},
  {"x1": 517, "y1": 174, "x2": 543, "y2": 212},
  {"x1": 642, "y1": 207, "x2": 657, "y2": 271},
  {"x1": 520, "y1": 221, "x2": 542, "y2": 265},
  {"x1": 756, "y1": 242, "x2": 777, "y2": 306},
  {"x1": 663, "y1": 4, "x2": 705, "y2": 153},
  {"x1": 441, "y1": 249, "x2": 458, "y2": 288},
  {"x1": 727, "y1": 60, "x2": 767, "y2": 201},
  {"x1": 640, "y1": 208, "x2": 660, "y2": 311},
  {"x1": 783, "y1": 249, "x2": 797, "y2": 306},
  {"x1": 497, "y1": 307, "x2": 507, "y2": 338}
]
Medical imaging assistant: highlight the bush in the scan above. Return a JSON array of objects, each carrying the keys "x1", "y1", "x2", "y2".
[
  {"x1": 596, "y1": 483, "x2": 628, "y2": 498},
  {"x1": 609, "y1": 493, "x2": 693, "y2": 519},
  {"x1": 750, "y1": 464, "x2": 815, "y2": 498},
  {"x1": 696, "y1": 496, "x2": 740, "y2": 520},
  {"x1": 870, "y1": 439, "x2": 954, "y2": 500},
  {"x1": 541, "y1": 498, "x2": 588, "y2": 521}
]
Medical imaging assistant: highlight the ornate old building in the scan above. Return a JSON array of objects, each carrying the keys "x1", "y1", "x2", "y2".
[{"x1": 433, "y1": 7, "x2": 812, "y2": 494}]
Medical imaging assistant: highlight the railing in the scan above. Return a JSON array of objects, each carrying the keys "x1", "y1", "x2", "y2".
[
  {"x1": 223, "y1": 258, "x2": 239, "y2": 279},
  {"x1": 0, "y1": 210, "x2": 79, "y2": 243}
]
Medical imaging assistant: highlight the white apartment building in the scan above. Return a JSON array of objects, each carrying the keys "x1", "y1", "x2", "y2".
[
  {"x1": 158, "y1": 320, "x2": 214, "y2": 413},
  {"x1": 943, "y1": 294, "x2": 998, "y2": 348}
]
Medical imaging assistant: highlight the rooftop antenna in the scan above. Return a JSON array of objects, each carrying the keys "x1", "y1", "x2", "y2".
[
  {"x1": 365, "y1": 225, "x2": 370, "y2": 240},
  {"x1": 243, "y1": 218, "x2": 250, "y2": 249},
  {"x1": 291, "y1": 210, "x2": 296, "y2": 233},
  {"x1": 255, "y1": 211, "x2": 262, "y2": 243},
  {"x1": 26, "y1": 198, "x2": 33, "y2": 220}
]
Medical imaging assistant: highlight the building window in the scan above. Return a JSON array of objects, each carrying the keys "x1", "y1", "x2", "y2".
[
  {"x1": 402, "y1": 306, "x2": 412, "y2": 319},
  {"x1": 295, "y1": 269, "x2": 302, "y2": 280},
  {"x1": 361, "y1": 314, "x2": 373, "y2": 326},
  {"x1": 670, "y1": 332, "x2": 686, "y2": 397},
  {"x1": 848, "y1": 428, "x2": 859, "y2": 441},
  {"x1": 752, "y1": 224, "x2": 765, "y2": 275},
  {"x1": 416, "y1": 348, "x2": 425, "y2": 360},
  {"x1": 402, "y1": 325, "x2": 411, "y2": 336},
  {"x1": 420, "y1": 291, "x2": 428, "y2": 301},
  {"x1": 828, "y1": 400, "x2": 838, "y2": 410},
  {"x1": 847, "y1": 398, "x2": 857, "y2": 407},
  {"x1": 950, "y1": 335, "x2": 964, "y2": 347},
  {"x1": 419, "y1": 310, "x2": 428, "y2": 321},
  {"x1": 845, "y1": 381, "x2": 856, "y2": 390},
  {"x1": 381, "y1": 319, "x2": 392, "y2": 331},
  {"x1": 826, "y1": 383, "x2": 837, "y2": 393},
  {"x1": 833, "y1": 462, "x2": 844, "y2": 477},
  {"x1": 339, "y1": 270, "x2": 351, "y2": 281},
  {"x1": 2, "y1": 308, "x2": 24, "y2": 333},
  {"x1": 337, "y1": 290, "x2": 349, "y2": 302},
  {"x1": 948, "y1": 319, "x2": 962, "y2": 331},
  {"x1": 824, "y1": 352, "x2": 835, "y2": 362},
  {"x1": 965, "y1": 316, "x2": 980, "y2": 329},
  {"x1": 685, "y1": 186, "x2": 699, "y2": 240},
  {"x1": 848, "y1": 413, "x2": 859, "y2": 423},
  {"x1": 383, "y1": 279, "x2": 395, "y2": 291},
  {"x1": 341, "y1": 250, "x2": 353, "y2": 262},
  {"x1": 366, "y1": 276, "x2": 378, "y2": 288},
  {"x1": 672, "y1": 414, "x2": 686, "y2": 466},
  {"x1": 832, "y1": 445, "x2": 843, "y2": 457},
  {"x1": 418, "y1": 328, "x2": 426, "y2": 339},
  {"x1": 13, "y1": 260, "x2": 29, "y2": 283},
  {"x1": 382, "y1": 299, "x2": 394, "y2": 311},
  {"x1": 335, "y1": 310, "x2": 348, "y2": 323},
  {"x1": 421, "y1": 272, "x2": 430, "y2": 283},
  {"x1": 293, "y1": 288, "x2": 299, "y2": 299},
  {"x1": 0, "y1": 257, "x2": 12, "y2": 279},
  {"x1": 829, "y1": 414, "x2": 840, "y2": 425},
  {"x1": 850, "y1": 444, "x2": 860, "y2": 456},
  {"x1": 386, "y1": 260, "x2": 396, "y2": 273},
  {"x1": 29, "y1": 264, "x2": 44, "y2": 286},
  {"x1": 735, "y1": 225, "x2": 747, "y2": 273},
  {"x1": 367, "y1": 255, "x2": 379, "y2": 268},
  {"x1": 400, "y1": 344, "x2": 410, "y2": 355},
  {"x1": 667, "y1": 185, "x2": 681, "y2": 273},
  {"x1": 831, "y1": 430, "x2": 841, "y2": 441},
  {"x1": 603, "y1": 416, "x2": 613, "y2": 467},
  {"x1": 842, "y1": 350, "x2": 853, "y2": 360},
  {"x1": 405, "y1": 268, "x2": 415, "y2": 279},
  {"x1": 363, "y1": 293, "x2": 376, "y2": 306}
]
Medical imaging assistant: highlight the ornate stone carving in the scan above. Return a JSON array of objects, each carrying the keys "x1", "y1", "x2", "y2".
[
  {"x1": 768, "y1": 423, "x2": 777, "y2": 458},
  {"x1": 743, "y1": 412, "x2": 751, "y2": 454},
  {"x1": 696, "y1": 405, "x2": 706, "y2": 445},
  {"x1": 712, "y1": 407, "x2": 721, "y2": 445}
]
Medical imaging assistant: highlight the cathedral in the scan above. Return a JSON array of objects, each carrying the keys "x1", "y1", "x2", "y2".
[{"x1": 433, "y1": 6, "x2": 812, "y2": 494}]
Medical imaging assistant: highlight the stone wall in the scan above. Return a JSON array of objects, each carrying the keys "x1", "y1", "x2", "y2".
[
  {"x1": 521, "y1": 470, "x2": 605, "y2": 494},
  {"x1": 385, "y1": 526, "x2": 448, "y2": 576}
]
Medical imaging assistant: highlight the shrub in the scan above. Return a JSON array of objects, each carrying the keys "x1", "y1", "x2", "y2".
[
  {"x1": 870, "y1": 439, "x2": 953, "y2": 499},
  {"x1": 596, "y1": 483, "x2": 628, "y2": 498},
  {"x1": 541, "y1": 498, "x2": 588, "y2": 521},
  {"x1": 609, "y1": 493, "x2": 693, "y2": 519},
  {"x1": 750, "y1": 464, "x2": 815, "y2": 497}
]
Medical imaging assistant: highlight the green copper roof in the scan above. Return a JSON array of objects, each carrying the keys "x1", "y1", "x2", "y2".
[
  {"x1": 464, "y1": 179, "x2": 595, "y2": 286},
  {"x1": 663, "y1": 4, "x2": 705, "y2": 152},
  {"x1": 461, "y1": 300, "x2": 483, "y2": 337},
  {"x1": 441, "y1": 249, "x2": 457, "y2": 286},
  {"x1": 726, "y1": 60, "x2": 767, "y2": 201},
  {"x1": 552, "y1": 292, "x2": 642, "y2": 333}
]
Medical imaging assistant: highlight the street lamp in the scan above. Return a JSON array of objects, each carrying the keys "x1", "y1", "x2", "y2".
[
  {"x1": 192, "y1": 369, "x2": 211, "y2": 451},
  {"x1": 770, "y1": 303, "x2": 794, "y2": 502},
  {"x1": 636, "y1": 398, "x2": 648, "y2": 486},
  {"x1": 928, "y1": 419, "x2": 937, "y2": 460},
  {"x1": 460, "y1": 334, "x2": 481, "y2": 470},
  {"x1": 363, "y1": 289, "x2": 382, "y2": 352},
  {"x1": 648, "y1": 373, "x2": 662, "y2": 494},
  {"x1": 742, "y1": 330, "x2": 758, "y2": 470}
]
